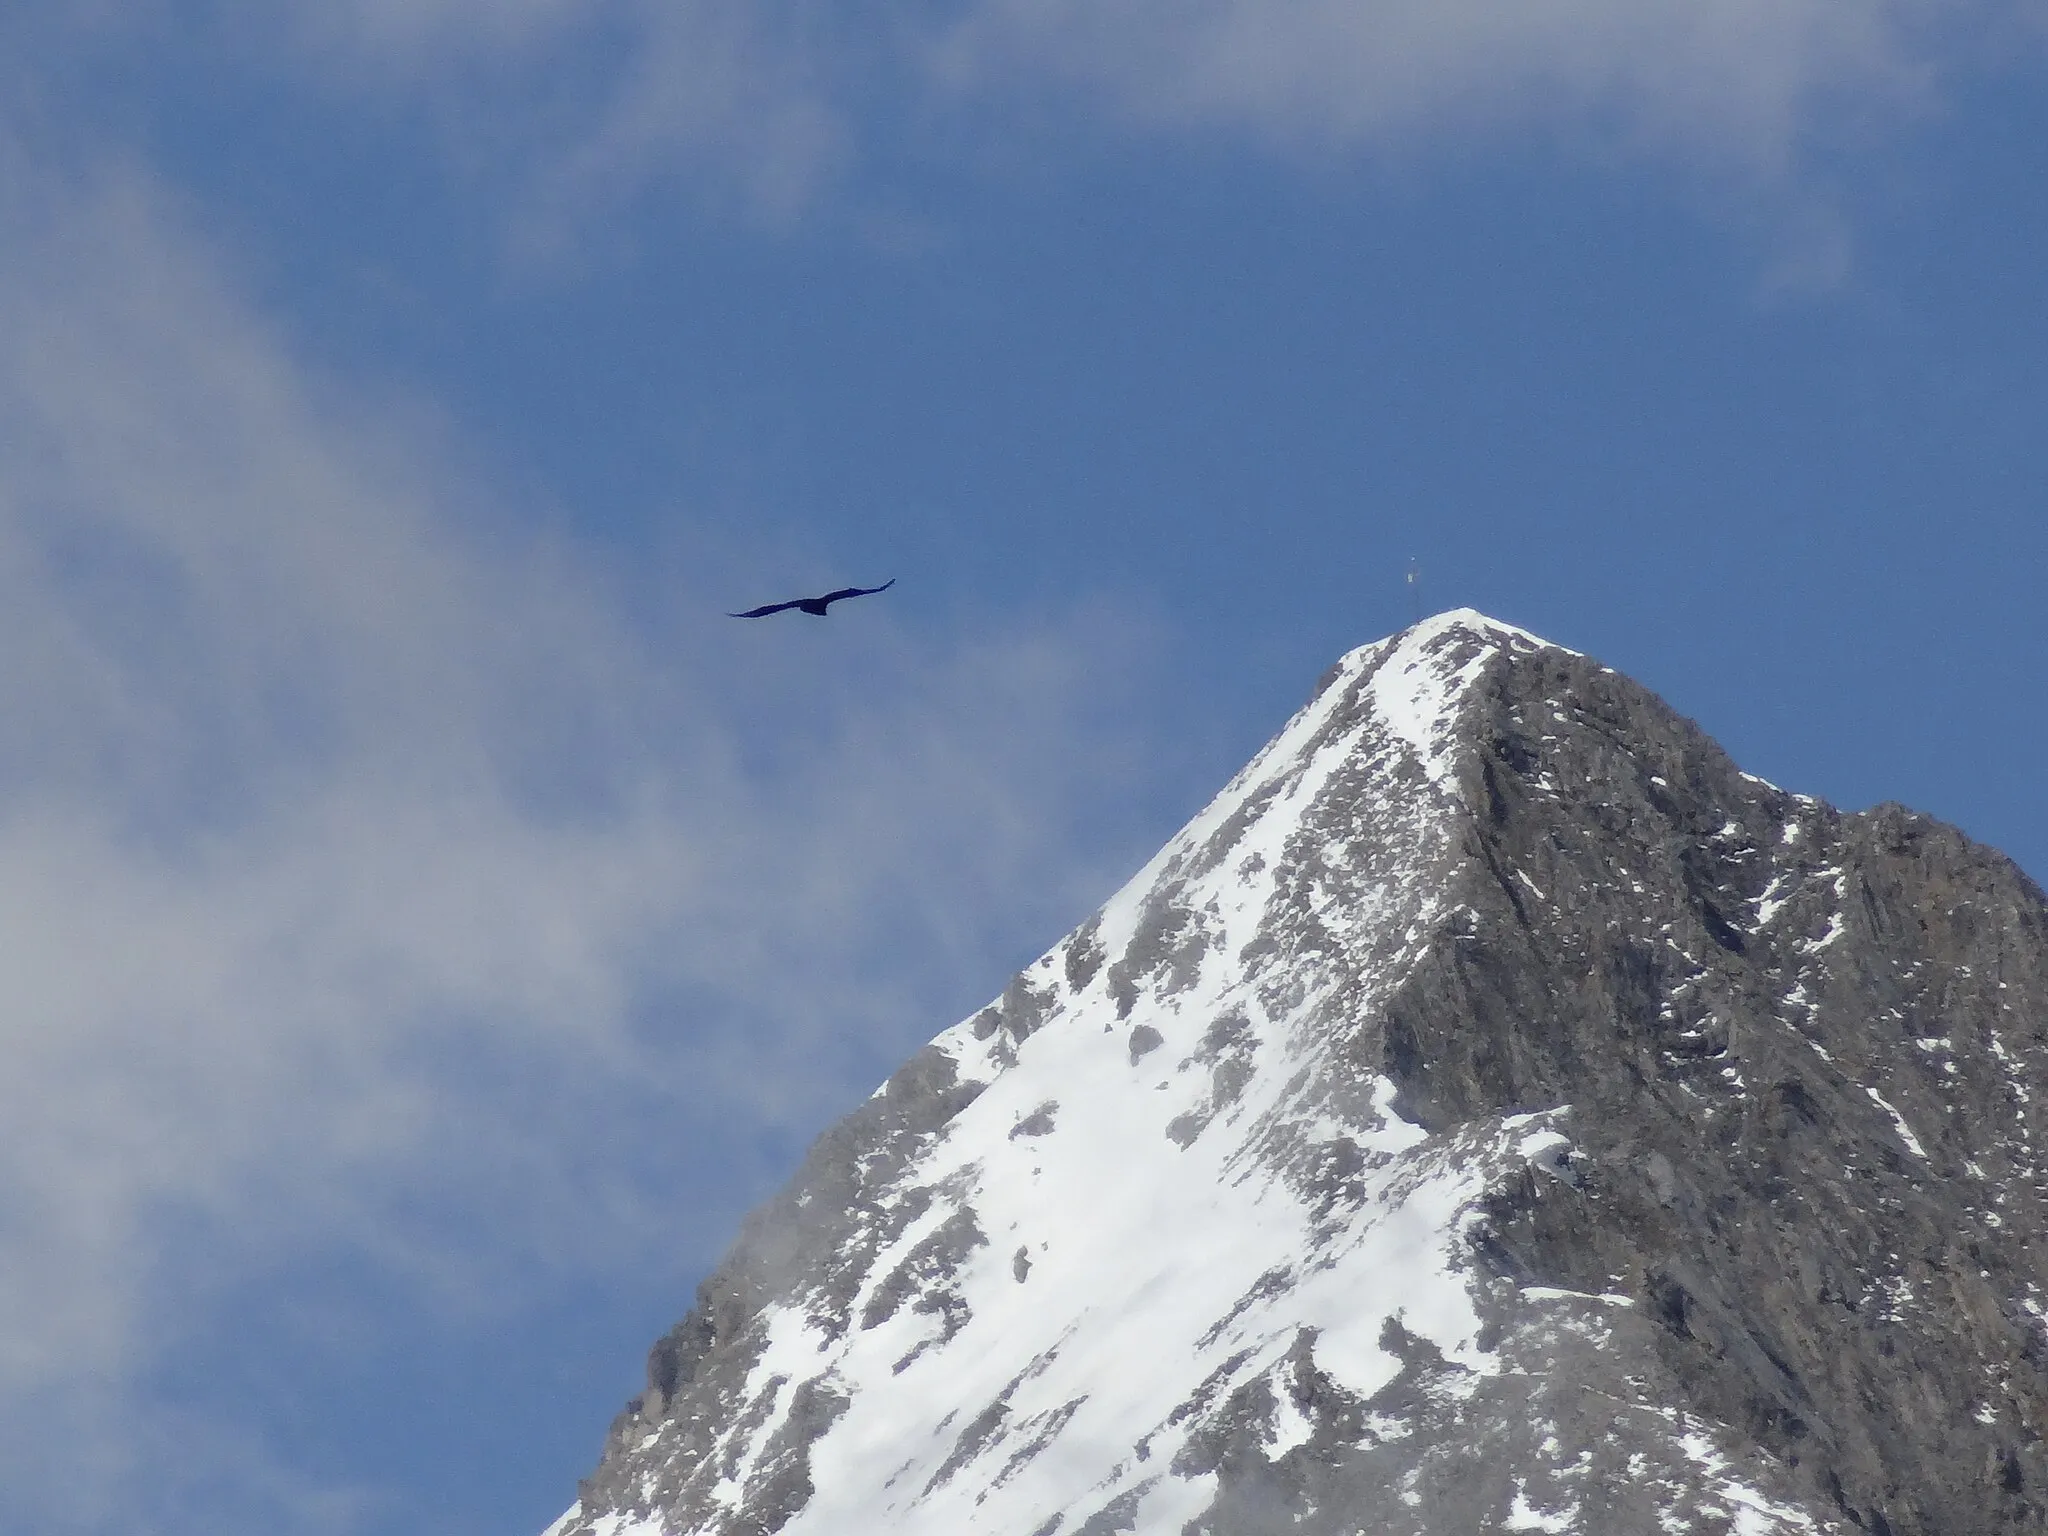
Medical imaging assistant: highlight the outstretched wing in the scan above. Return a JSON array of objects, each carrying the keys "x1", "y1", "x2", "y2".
[
  {"x1": 817, "y1": 577, "x2": 897, "y2": 607},
  {"x1": 728, "y1": 599, "x2": 805, "y2": 618}
]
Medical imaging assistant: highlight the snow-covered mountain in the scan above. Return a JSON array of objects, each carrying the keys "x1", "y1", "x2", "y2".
[{"x1": 545, "y1": 610, "x2": 2048, "y2": 1536}]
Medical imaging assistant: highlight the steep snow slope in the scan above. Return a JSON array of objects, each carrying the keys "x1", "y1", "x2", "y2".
[{"x1": 547, "y1": 611, "x2": 2048, "y2": 1536}]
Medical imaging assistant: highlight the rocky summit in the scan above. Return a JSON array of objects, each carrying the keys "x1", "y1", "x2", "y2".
[{"x1": 542, "y1": 610, "x2": 2048, "y2": 1536}]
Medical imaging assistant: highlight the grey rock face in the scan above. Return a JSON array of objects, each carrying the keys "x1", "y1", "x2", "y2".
[
  {"x1": 575, "y1": 1044, "x2": 987, "y2": 1531},
  {"x1": 547, "y1": 612, "x2": 2048, "y2": 1536},
  {"x1": 1411, "y1": 644, "x2": 2048, "y2": 1536}
]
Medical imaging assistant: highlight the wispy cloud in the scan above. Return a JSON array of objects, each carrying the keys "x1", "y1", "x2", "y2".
[
  {"x1": 282, "y1": 0, "x2": 855, "y2": 231},
  {"x1": 129, "y1": 0, "x2": 2025, "y2": 238},
  {"x1": 929, "y1": 0, "x2": 1948, "y2": 172},
  {"x1": 0, "y1": 146, "x2": 1160, "y2": 1529},
  {"x1": 19, "y1": 0, "x2": 2021, "y2": 246}
]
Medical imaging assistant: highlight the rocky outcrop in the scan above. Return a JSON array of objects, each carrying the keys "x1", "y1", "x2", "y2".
[{"x1": 1397, "y1": 638, "x2": 2048, "y2": 1536}]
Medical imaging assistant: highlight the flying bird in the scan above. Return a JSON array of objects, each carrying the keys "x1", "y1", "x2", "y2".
[{"x1": 728, "y1": 578, "x2": 897, "y2": 619}]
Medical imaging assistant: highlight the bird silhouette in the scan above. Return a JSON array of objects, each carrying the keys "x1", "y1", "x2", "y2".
[{"x1": 728, "y1": 578, "x2": 896, "y2": 619}]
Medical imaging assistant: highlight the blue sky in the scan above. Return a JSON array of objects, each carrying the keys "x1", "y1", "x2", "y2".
[{"x1": 1, "y1": 5, "x2": 2045, "y2": 1534}]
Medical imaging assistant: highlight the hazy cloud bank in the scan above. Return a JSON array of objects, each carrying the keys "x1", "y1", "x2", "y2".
[
  {"x1": 243, "y1": 0, "x2": 2026, "y2": 225},
  {"x1": 934, "y1": 0, "x2": 1940, "y2": 165},
  {"x1": 16, "y1": 0, "x2": 2029, "y2": 234},
  {"x1": 0, "y1": 150, "x2": 1158, "y2": 1530}
]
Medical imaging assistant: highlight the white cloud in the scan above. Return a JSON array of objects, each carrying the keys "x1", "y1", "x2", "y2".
[
  {"x1": 0, "y1": 146, "x2": 1159, "y2": 1529},
  {"x1": 284, "y1": 0, "x2": 853, "y2": 229},
  {"x1": 929, "y1": 0, "x2": 1946, "y2": 171},
  {"x1": 184, "y1": 0, "x2": 2021, "y2": 228},
  {"x1": 19, "y1": 0, "x2": 2008, "y2": 246},
  {"x1": 517, "y1": 1, "x2": 848, "y2": 237},
  {"x1": 15, "y1": 0, "x2": 2031, "y2": 256}
]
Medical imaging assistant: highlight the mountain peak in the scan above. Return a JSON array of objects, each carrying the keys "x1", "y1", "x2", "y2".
[
  {"x1": 548, "y1": 623, "x2": 2048, "y2": 1536},
  {"x1": 1390, "y1": 606, "x2": 1572, "y2": 655}
]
